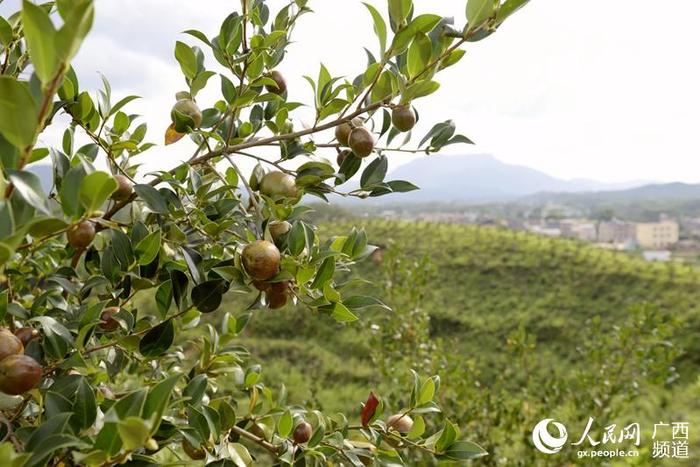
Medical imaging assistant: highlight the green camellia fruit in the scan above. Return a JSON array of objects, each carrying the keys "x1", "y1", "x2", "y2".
[
  {"x1": 269, "y1": 221, "x2": 291, "y2": 242},
  {"x1": 242, "y1": 240, "x2": 281, "y2": 281},
  {"x1": 259, "y1": 171, "x2": 300, "y2": 201},
  {"x1": 67, "y1": 221, "x2": 96, "y2": 249},
  {"x1": 112, "y1": 174, "x2": 134, "y2": 201},
  {"x1": 99, "y1": 307, "x2": 120, "y2": 332},
  {"x1": 335, "y1": 117, "x2": 363, "y2": 147},
  {"x1": 392, "y1": 105, "x2": 416, "y2": 132},
  {"x1": 13, "y1": 328, "x2": 39, "y2": 347},
  {"x1": 0, "y1": 329, "x2": 23, "y2": 361},
  {"x1": 265, "y1": 70, "x2": 287, "y2": 95},
  {"x1": 171, "y1": 99, "x2": 202, "y2": 129},
  {"x1": 387, "y1": 414, "x2": 414, "y2": 434},
  {"x1": 348, "y1": 127, "x2": 375, "y2": 158},
  {"x1": 0, "y1": 354, "x2": 42, "y2": 395},
  {"x1": 293, "y1": 421, "x2": 313, "y2": 444}
]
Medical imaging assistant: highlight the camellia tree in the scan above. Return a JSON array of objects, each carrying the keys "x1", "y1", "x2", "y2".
[{"x1": 0, "y1": 0, "x2": 528, "y2": 465}]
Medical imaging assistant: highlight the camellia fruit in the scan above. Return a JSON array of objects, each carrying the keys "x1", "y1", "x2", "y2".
[
  {"x1": 269, "y1": 221, "x2": 291, "y2": 242},
  {"x1": 337, "y1": 149, "x2": 352, "y2": 167},
  {"x1": 267, "y1": 281, "x2": 289, "y2": 309},
  {"x1": 0, "y1": 354, "x2": 42, "y2": 395},
  {"x1": 259, "y1": 171, "x2": 300, "y2": 201},
  {"x1": 99, "y1": 307, "x2": 120, "y2": 332},
  {"x1": 0, "y1": 329, "x2": 23, "y2": 361},
  {"x1": 392, "y1": 105, "x2": 416, "y2": 132},
  {"x1": 242, "y1": 240, "x2": 281, "y2": 281},
  {"x1": 293, "y1": 421, "x2": 313, "y2": 444},
  {"x1": 387, "y1": 414, "x2": 414, "y2": 434},
  {"x1": 181, "y1": 439, "x2": 206, "y2": 460},
  {"x1": 265, "y1": 70, "x2": 287, "y2": 95},
  {"x1": 171, "y1": 99, "x2": 202, "y2": 129},
  {"x1": 67, "y1": 221, "x2": 96, "y2": 249},
  {"x1": 348, "y1": 127, "x2": 375, "y2": 158},
  {"x1": 335, "y1": 117, "x2": 363, "y2": 147},
  {"x1": 112, "y1": 174, "x2": 134, "y2": 201},
  {"x1": 13, "y1": 328, "x2": 39, "y2": 347}
]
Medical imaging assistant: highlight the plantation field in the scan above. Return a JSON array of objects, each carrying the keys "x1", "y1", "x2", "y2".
[
  {"x1": 245, "y1": 220, "x2": 699, "y2": 464},
  {"x1": 138, "y1": 218, "x2": 700, "y2": 464}
]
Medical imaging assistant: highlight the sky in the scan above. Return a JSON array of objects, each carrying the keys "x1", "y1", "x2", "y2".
[{"x1": 2, "y1": 0, "x2": 700, "y2": 183}]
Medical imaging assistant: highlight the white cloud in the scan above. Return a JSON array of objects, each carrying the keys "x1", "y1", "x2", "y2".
[{"x1": 3, "y1": 0, "x2": 700, "y2": 183}]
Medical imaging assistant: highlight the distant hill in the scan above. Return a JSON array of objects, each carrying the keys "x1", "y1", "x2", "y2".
[
  {"x1": 523, "y1": 182, "x2": 700, "y2": 204},
  {"x1": 355, "y1": 154, "x2": 649, "y2": 203}
]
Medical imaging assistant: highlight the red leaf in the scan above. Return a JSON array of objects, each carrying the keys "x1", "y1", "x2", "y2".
[{"x1": 361, "y1": 391, "x2": 379, "y2": 427}]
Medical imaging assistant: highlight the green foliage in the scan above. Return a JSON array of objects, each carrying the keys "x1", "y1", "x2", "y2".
[{"x1": 0, "y1": 0, "x2": 531, "y2": 465}]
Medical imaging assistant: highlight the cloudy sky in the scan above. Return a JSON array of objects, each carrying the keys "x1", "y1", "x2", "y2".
[{"x1": 3, "y1": 0, "x2": 700, "y2": 183}]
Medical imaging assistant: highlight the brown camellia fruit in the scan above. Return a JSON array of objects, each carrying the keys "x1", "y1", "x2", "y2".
[
  {"x1": 259, "y1": 171, "x2": 300, "y2": 200},
  {"x1": 387, "y1": 414, "x2": 414, "y2": 434},
  {"x1": 392, "y1": 105, "x2": 416, "y2": 132},
  {"x1": 268, "y1": 290, "x2": 288, "y2": 309},
  {"x1": 99, "y1": 307, "x2": 120, "y2": 332},
  {"x1": 252, "y1": 280, "x2": 271, "y2": 292},
  {"x1": 293, "y1": 421, "x2": 313, "y2": 444},
  {"x1": 269, "y1": 221, "x2": 291, "y2": 242},
  {"x1": 182, "y1": 439, "x2": 206, "y2": 460},
  {"x1": 0, "y1": 329, "x2": 23, "y2": 361},
  {"x1": 67, "y1": 221, "x2": 96, "y2": 249},
  {"x1": 13, "y1": 327, "x2": 39, "y2": 347},
  {"x1": 171, "y1": 99, "x2": 203, "y2": 128},
  {"x1": 0, "y1": 354, "x2": 42, "y2": 395},
  {"x1": 242, "y1": 240, "x2": 281, "y2": 281},
  {"x1": 267, "y1": 280, "x2": 289, "y2": 309},
  {"x1": 112, "y1": 174, "x2": 134, "y2": 201},
  {"x1": 348, "y1": 127, "x2": 375, "y2": 158},
  {"x1": 265, "y1": 70, "x2": 287, "y2": 95},
  {"x1": 335, "y1": 117, "x2": 363, "y2": 147},
  {"x1": 336, "y1": 149, "x2": 352, "y2": 167}
]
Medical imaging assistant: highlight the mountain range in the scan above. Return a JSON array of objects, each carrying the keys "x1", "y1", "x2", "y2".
[
  {"x1": 377, "y1": 154, "x2": 651, "y2": 203},
  {"x1": 25, "y1": 154, "x2": 698, "y2": 206}
]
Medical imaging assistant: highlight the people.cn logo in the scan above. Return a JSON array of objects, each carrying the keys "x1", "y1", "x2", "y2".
[{"x1": 532, "y1": 419, "x2": 568, "y2": 454}]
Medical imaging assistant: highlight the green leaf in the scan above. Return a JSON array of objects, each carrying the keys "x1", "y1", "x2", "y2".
[
  {"x1": 73, "y1": 378, "x2": 97, "y2": 431},
  {"x1": 143, "y1": 375, "x2": 181, "y2": 434},
  {"x1": 363, "y1": 3, "x2": 387, "y2": 56},
  {"x1": 0, "y1": 77, "x2": 39, "y2": 149},
  {"x1": 497, "y1": 0, "x2": 530, "y2": 24},
  {"x1": 388, "y1": 0, "x2": 412, "y2": 26},
  {"x1": 21, "y1": 0, "x2": 57, "y2": 83},
  {"x1": 175, "y1": 41, "x2": 197, "y2": 80},
  {"x1": 441, "y1": 440, "x2": 488, "y2": 460},
  {"x1": 139, "y1": 320, "x2": 174, "y2": 357},
  {"x1": 403, "y1": 80, "x2": 440, "y2": 102},
  {"x1": 331, "y1": 302, "x2": 358, "y2": 323},
  {"x1": 277, "y1": 410, "x2": 293, "y2": 438},
  {"x1": 155, "y1": 280, "x2": 173, "y2": 318},
  {"x1": 391, "y1": 14, "x2": 442, "y2": 55},
  {"x1": 7, "y1": 169, "x2": 50, "y2": 215},
  {"x1": 418, "y1": 378, "x2": 435, "y2": 405},
  {"x1": 311, "y1": 257, "x2": 335, "y2": 289},
  {"x1": 360, "y1": 156, "x2": 388, "y2": 188},
  {"x1": 0, "y1": 17, "x2": 12, "y2": 47},
  {"x1": 407, "y1": 33, "x2": 432, "y2": 79},
  {"x1": 134, "y1": 184, "x2": 168, "y2": 213},
  {"x1": 54, "y1": 0, "x2": 94, "y2": 62},
  {"x1": 191, "y1": 279, "x2": 228, "y2": 313},
  {"x1": 117, "y1": 416, "x2": 151, "y2": 451},
  {"x1": 78, "y1": 171, "x2": 117, "y2": 214},
  {"x1": 466, "y1": 0, "x2": 496, "y2": 30},
  {"x1": 135, "y1": 229, "x2": 161, "y2": 265},
  {"x1": 435, "y1": 420, "x2": 459, "y2": 453},
  {"x1": 0, "y1": 291, "x2": 7, "y2": 322}
]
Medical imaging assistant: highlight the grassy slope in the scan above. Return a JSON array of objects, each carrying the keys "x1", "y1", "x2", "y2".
[{"x1": 238, "y1": 220, "x2": 700, "y2": 417}]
